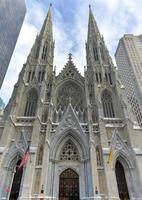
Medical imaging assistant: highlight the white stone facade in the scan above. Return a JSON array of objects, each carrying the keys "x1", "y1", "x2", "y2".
[{"x1": 0, "y1": 5, "x2": 142, "y2": 200}]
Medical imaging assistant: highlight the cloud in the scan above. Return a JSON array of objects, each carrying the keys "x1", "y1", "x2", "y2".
[{"x1": 1, "y1": 0, "x2": 142, "y2": 104}]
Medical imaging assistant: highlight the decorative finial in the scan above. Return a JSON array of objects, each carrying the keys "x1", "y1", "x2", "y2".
[
  {"x1": 89, "y1": 4, "x2": 91, "y2": 9},
  {"x1": 68, "y1": 53, "x2": 72, "y2": 61},
  {"x1": 50, "y1": 3, "x2": 52, "y2": 7}
]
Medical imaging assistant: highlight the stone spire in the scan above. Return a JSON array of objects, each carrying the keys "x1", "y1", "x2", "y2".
[
  {"x1": 88, "y1": 5, "x2": 101, "y2": 41},
  {"x1": 40, "y1": 3, "x2": 53, "y2": 41},
  {"x1": 27, "y1": 4, "x2": 54, "y2": 65},
  {"x1": 86, "y1": 5, "x2": 113, "y2": 68}
]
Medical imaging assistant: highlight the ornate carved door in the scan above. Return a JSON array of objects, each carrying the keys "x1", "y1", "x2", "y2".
[{"x1": 59, "y1": 169, "x2": 79, "y2": 200}]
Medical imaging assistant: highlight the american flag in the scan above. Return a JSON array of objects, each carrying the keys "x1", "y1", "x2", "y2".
[{"x1": 18, "y1": 145, "x2": 30, "y2": 170}]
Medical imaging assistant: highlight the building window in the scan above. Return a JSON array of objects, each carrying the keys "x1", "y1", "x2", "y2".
[
  {"x1": 41, "y1": 71, "x2": 45, "y2": 81},
  {"x1": 102, "y1": 90, "x2": 115, "y2": 118},
  {"x1": 100, "y1": 44, "x2": 105, "y2": 61},
  {"x1": 24, "y1": 89, "x2": 38, "y2": 116},
  {"x1": 27, "y1": 71, "x2": 31, "y2": 83},
  {"x1": 105, "y1": 73, "x2": 108, "y2": 81},
  {"x1": 42, "y1": 43, "x2": 47, "y2": 60},
  {"x1": 60, "y1": 140, "x2": 79, "y2": 161},
  {"x1": 99, "y1": 73, "x2": 102, "y2": 83},
  {"x1": 31, "y1": 71, "x2": 35, "y2": 80},
  {"x1": 108, "y1": 73, "x2": 112, "y2": 85},
  {"x1": 38, "y1": 71, "x2": 41, "y2": 82},
  {"x1": 93, "y1": 47, "x2": 99, "y2": 61},
  {"x1": 38, "y1": 71, "x2": 45, "y2": 82},
  {"x1": 96, "y1": 73, "x2": 99, "y2": 83},
  {"x1": 105, "y1": 72, "x2": 113, "y2": 85}
]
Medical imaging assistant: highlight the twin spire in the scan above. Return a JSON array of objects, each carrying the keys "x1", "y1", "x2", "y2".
[
  {"x1": 38, "y1": 3, "x2": 101, "y2": 47},
  {"x1": 29, "y1": 4, "x2": 104, "y2": 63}
]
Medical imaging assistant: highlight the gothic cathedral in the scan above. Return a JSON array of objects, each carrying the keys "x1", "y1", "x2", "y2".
[{"x1": 0, "y1": 5, "x2": 142, "y2": 200}]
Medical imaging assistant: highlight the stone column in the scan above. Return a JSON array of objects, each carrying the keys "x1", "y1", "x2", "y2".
[
  {"x1": 20, "y1": 118, "x2": 41, "y2": 199},
  {"x1": 103, "y1": 156, "x2": 120, "y2": 200}
]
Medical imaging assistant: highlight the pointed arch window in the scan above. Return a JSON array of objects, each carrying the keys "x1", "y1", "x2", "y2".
[
  {"x1": 100, "y1": 44, "x2": 106, "y2": 61},
  {"x1": 42, "y1": 43, "x2": 48, "y2": 60},
  {"x1": 95, "y1": 73, "x2": 99, "y2": 83},
  {"x1": 102, "y1": 90, "x2": 115, "y2": 118},
  {"x1": 38, "y1": 70, "x2": 45, "y2": 82},
  {"x1": 27, "y1": 71, "x2": 31, "y2": 83},
  {"x1": 93, "y1": 47, "x2": 99, "y2": 61},
  {"x1": 9, "y1": 159, "x2": 23, "y2": 200},
  {"x1": 24, "y1": 89, "x2": 38, "y2": 116},
  {"x1": 60, "y1": 140, "x2": 79, "y2": 161}
]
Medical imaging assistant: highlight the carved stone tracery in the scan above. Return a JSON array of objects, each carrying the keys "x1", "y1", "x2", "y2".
[
  {"x1": 60, "y1": 140, "x2": 79, "y2": 161},
  {"x1": 57, "y1": 81, "x2": 84, "y2": 109}
]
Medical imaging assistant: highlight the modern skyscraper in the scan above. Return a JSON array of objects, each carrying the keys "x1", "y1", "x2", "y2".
[
  {"x1": 0, "y1": 5, "x2": 142, "y2": 200},
  {"x1": 0, "y1": 0, "x2": 26, "y2": 89},
  {"x1": 115, "y1": 34, "x2": 142, "y2": 127}
]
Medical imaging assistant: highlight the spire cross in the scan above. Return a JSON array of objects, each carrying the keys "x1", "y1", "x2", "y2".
[{"x1": 68, "y1": 53, "x2": 72, "y2": 61}]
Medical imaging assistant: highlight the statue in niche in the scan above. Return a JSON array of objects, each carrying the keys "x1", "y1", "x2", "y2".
[{"x1": 96, "y1": 146, "x2": 101, "y2": 166}]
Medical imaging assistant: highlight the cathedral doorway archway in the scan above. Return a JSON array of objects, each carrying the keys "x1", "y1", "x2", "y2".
[
  {"x1": 9, "y1": 159, "x2": 23, "y2": 200},
  {"x1": 115, "y1": 161, "x2": 130, "y2": 200},
  {"x1": 59, "y1": 168, "x2": 79, "y2": 200}
]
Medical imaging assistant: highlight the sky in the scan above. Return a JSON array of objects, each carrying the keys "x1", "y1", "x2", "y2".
[{"x1": 1, "y1": 0, "x2": 142, "y2": 105}]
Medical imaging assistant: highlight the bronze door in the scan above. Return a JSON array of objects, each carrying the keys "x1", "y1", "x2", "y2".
[{"x1": 59, "y1": 169, "x2": 79, "y2": 200}]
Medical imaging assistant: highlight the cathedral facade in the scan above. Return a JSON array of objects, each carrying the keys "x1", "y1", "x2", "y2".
[{"x1": 0, "y1": 5, "x2": 142, "y2": 200}]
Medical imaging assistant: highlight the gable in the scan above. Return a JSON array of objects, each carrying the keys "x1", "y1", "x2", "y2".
[
  {"x1": 56, "y1": 57, "x2": 84, "y2": 87},
  {"x1": 54, "y1": 103, "x2": 86, "y2": 138}
]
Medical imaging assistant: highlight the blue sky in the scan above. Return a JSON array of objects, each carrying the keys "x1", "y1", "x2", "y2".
[{"x1": 1, "y1": 0, "x2": 142, "y2": 104}]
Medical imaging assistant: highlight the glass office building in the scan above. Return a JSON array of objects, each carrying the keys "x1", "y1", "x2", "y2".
[{"x1": 0, "y1": 0, "x2": 26, "y2": 88}]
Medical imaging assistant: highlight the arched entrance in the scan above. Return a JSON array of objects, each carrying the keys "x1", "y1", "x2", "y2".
[
  {"x1": 9, "y1": 160, "x2": 23, "y2": 200},
  {"x1": 115, "y1": 161, "x2": 130, "y2": 200},
  {"x1": 59, "y1": 168, "x2": 79, "y2": 200}
]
